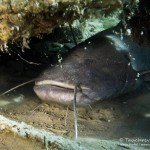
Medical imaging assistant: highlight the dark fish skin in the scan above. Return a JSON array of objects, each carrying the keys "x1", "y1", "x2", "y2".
[
  {"x1": 34, "y1": 32, "x2": 138, "y2": 106},
  {"x1": 100, "y1": 24, "x2": 150, "y2": 72}
]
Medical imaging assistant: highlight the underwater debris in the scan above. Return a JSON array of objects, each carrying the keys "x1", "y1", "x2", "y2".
[{"x1": 0, "y1": 0, "x2": 139, "y2": 51}]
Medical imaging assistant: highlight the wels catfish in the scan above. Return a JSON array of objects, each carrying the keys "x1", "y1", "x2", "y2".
[{"x1": 33, "y1": 26, "x2": 150, "y2": 106}]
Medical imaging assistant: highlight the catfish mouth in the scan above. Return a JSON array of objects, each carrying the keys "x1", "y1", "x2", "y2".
[
  {"x1": 34, "y1": 80, "x2": 90, "y2": 105},
  {"x1": 35, "y1": 80, "x2": 89, "y2": 90}
]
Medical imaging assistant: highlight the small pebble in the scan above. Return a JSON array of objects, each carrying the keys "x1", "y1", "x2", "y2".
[{"x1": 0, "y1": 124, "x2": 6, "y2": 131}]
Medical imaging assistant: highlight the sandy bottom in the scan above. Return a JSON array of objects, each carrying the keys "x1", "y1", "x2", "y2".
[
  {"x1": 0, "y1": 58, "x2": 150, "y2": 149},
  {"x1": 0, "y1": 131, "x2": 45, "y2": 150}
]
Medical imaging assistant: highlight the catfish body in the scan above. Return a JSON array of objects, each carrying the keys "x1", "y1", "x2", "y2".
[{"x1": 34, "y1": 31, "x2": 139, "y2": 106}]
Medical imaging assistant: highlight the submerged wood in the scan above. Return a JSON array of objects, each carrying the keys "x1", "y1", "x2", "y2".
[
  {"x1": 0, "y1": 115, "x2": 86, "y2": 149},
  {"x1": 0, "y1": 115, "x2": 142, "y2": 150}
]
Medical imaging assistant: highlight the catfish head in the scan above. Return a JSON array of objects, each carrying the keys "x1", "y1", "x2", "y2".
[{"x1": 34, "y1": 34, "x2": 138, "y2": 106}]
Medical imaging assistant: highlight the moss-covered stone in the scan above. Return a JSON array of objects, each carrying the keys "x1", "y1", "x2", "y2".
[{"x1": 0, "y1": 0, "x2": 139, "y2": 51}]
